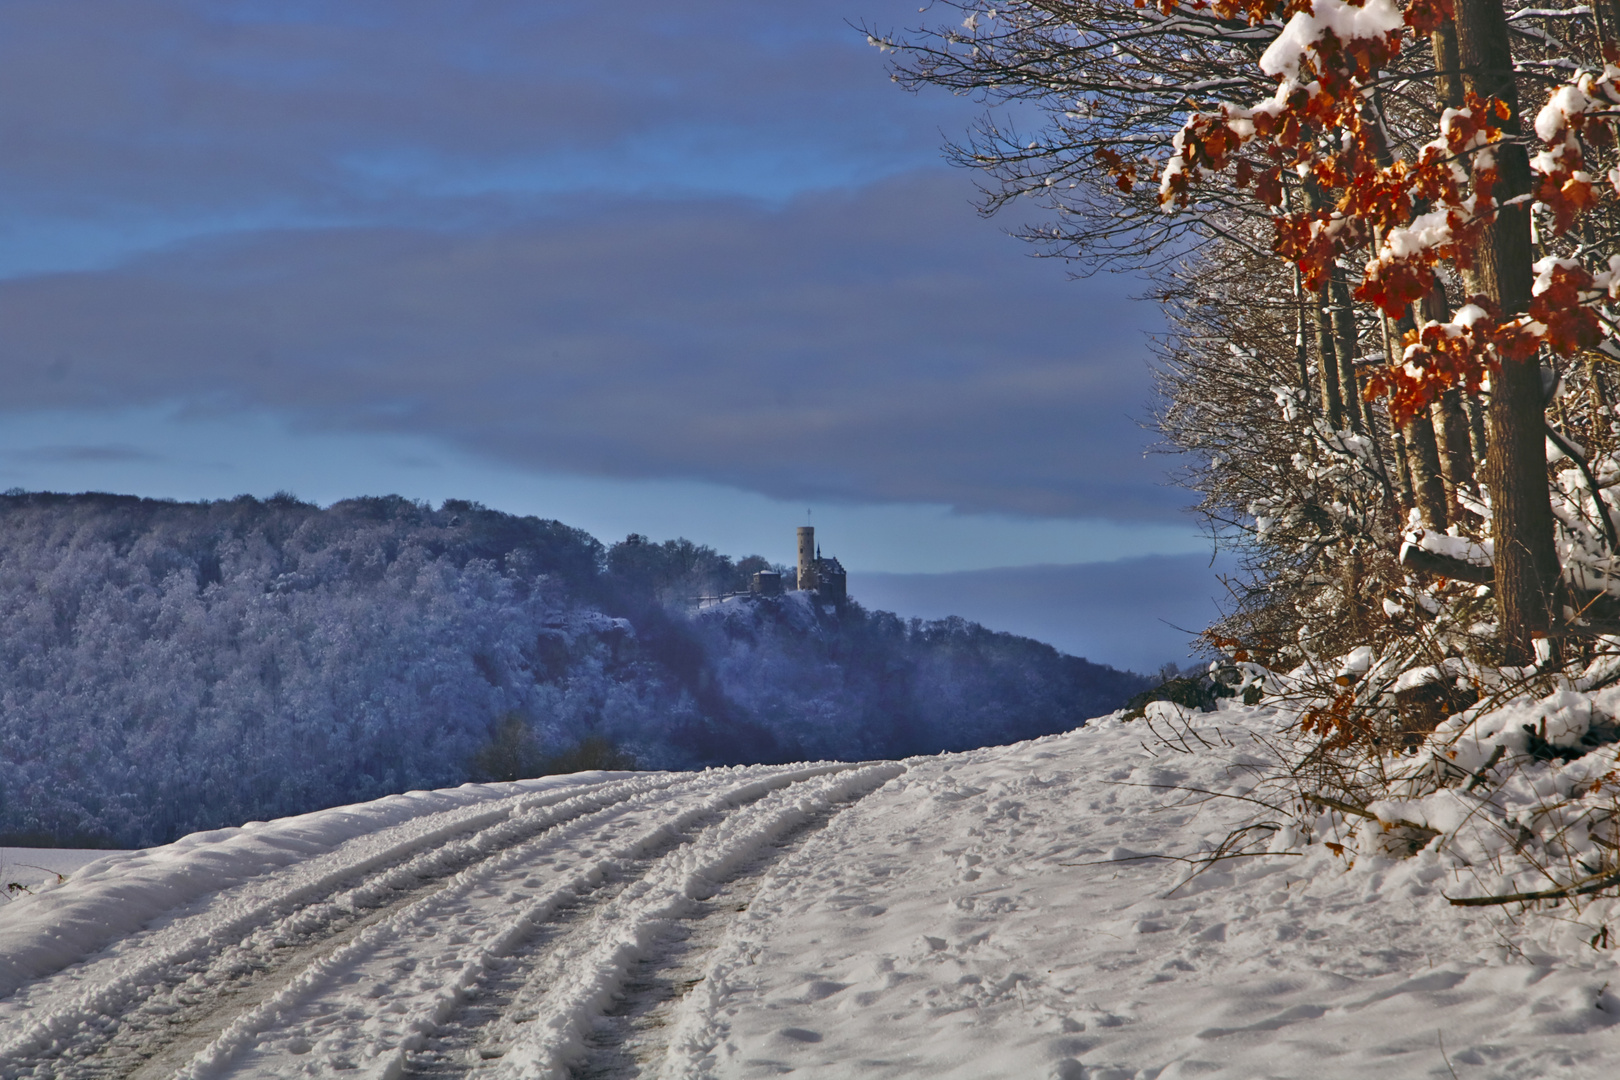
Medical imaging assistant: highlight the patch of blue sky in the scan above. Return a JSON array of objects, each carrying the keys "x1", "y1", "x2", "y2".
[
  {"x1": 335, "y1": 125, "x2": 934, "y2": 205},
  {"x1": 0, "y1": 208, "x2": 358, "y2": 279},
  {"x1": 0, "y1": 405, "x2": 1208, "y2": 575},
  {"x1": 0, "y1": 130, "x2": 954, "y2": 280}
]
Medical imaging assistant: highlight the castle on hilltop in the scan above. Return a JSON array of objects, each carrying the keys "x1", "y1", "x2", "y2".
[{"x1": 748, "y1": 526, "x2": 846, "y2": 605}]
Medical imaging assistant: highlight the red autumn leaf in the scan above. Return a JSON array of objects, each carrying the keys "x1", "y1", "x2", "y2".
[
  {"x1": 1404, "y1": 0, "x2": 1455, "y2": 34},
  {"x1": 1254, "y1": 167, "x2": 1283, "y2": 207}
]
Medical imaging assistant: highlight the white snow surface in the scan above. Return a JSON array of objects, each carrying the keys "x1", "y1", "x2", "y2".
[{"x1": 3, "y1": 713, "x2": 1620, "y2": 1078}]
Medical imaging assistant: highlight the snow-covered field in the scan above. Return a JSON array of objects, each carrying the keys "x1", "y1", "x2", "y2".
[{"x1": 2, "y1": 708, "x2": 1619, "y2": 1079}]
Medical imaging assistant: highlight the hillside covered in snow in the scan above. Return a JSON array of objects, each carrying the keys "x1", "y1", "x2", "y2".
[{"x1": 0, "y1": 492, "x2": 1148, "y2": 848}]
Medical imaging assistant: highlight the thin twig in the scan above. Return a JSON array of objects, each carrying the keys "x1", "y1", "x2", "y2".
[
  {"x1": 1059, "y1": 849, "x2": 1304, "y2": 867},
  {"x1": 1438, "y1": 1031, "x2": 1460, "y2": 1080},
  {"x1": 1307, "y1": 792, "x2": 1378, "y2": 819},
  {"x1": 1447, "y1": 867, "x2": 1620, "y2": 907},
  {"x1": 1106, "y1": 781, "x2": 1291, "y2": 814},
  {"x1": 1305, "y1": 792, "x2": 1435, "y2": 833}
]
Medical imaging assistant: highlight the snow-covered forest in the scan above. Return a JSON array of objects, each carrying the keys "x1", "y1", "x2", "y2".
[{"x1": 0, "y1": 491, "x2": 1146, "y2": 848}]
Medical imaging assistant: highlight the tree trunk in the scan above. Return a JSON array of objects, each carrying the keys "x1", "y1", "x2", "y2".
[
  {"x1": 1434, "y1": 392, "x2": 1476, "y2": 500},
  {"x1": 1300, "y1": 183, "x2": 1346, "y2": 430},
  {"x1": 1431, "y1": 23, "x2": 1463, "y2": 115},
  {"x1": 1392, "y1": 426, "x2": 1418, "y2": 509},
  {"x1": 1330, "y1": 271, "x2": 1365, "y2": 432},
  {"x1": 1404, "y1": 411, "x2": 1450, "y2": 529},
  {"x1": 1294, "y1": 271, "x2": 1315, "y2": 412},
  {"x1": 1419, "y1": 280, "x2": 1479, "y2": 509},
  {"x1": 1454, "y1": 0, "x2": 1560, "y2": 664},
  {"x1": 1384, "y1": 299, "x2": 1449, "y2": 527},
  {"x1": 1426, "y1": 23, "x2": 1481, "y2": 519},
  {"x1": 1315, "y1": 285, "x2": 1345, "y2": 429},
  {"x1": 1466, "y1": 393, "x2": 1489, "y2": 468},
  {"x1": 1590, "y1": 357, "x2": 1611, "y2": 449},
  {"x1": 1383, "y1": 293, "x2": 1450, "y2": 528}
]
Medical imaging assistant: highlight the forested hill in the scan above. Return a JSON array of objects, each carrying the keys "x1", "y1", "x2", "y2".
[{"x1": 0, "y1": 492, "x2": 1150, "y2": 847}]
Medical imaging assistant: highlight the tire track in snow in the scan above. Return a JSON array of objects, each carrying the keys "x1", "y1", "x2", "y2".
[
  {"x1": 402, "y1": 772, "x2": 881, "y2": 1079},
  {"x1": 414, "y1": 763, "x2": 905, "y2": 1080},
  {"x1": 568, "y1": 789, "x2": 873, "y2": 1080},
  {"x1": 147, "y1": 770, "x2": 751, "y2": 1080},
  {"x1": 165, "y1": 763, "x2": 894, "y2": 1080},
  {"x1": 0, "y1": 771, "x2": 697, "y2": 1080}
]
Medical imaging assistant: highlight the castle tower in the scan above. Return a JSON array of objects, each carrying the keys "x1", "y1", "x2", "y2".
[{"x1": 796, "y1": 526, "x2": 817, "y2": 591}]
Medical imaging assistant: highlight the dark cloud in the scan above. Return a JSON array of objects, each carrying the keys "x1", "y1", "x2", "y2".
[
  {"x1": 0, "y1": 0, "x2": 970, "y2": 218},
  {"x1": 0, "y1": 2, "x2": 1189, "y2": 522},
  {"x1": 0, "y1": 172, "x2": 1180, "y2": 520},
  {"x1": 853, "y1": 554, "x2": 1233, "y2": 674},
  {"x1": 11, "y1": 444, "x2": 163, "y2": 464}
]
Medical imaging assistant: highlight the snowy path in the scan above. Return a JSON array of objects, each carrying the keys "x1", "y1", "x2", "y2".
[
  {"x1": 7, "y1": 712, "x2": 1620, "y2": 1078},
  {"x1": 1, "y1": 770, "x2": 686, "y2": 1077},
  {"x1": 0, "y1": 763, "x2": 903, "y2": 1080}
]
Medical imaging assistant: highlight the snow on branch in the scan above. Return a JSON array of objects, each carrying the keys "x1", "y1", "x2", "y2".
[{"x1": 1143, "y1": 0, "x2": 1620, "y2": 422}]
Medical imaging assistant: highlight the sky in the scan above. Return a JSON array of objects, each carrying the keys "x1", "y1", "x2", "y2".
[{"x1": 0, "y1": 0, "x2": 1222, "y2": 672}]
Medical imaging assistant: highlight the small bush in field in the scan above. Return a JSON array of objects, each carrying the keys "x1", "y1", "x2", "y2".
[{"x1": 469, "y1": 714, "x2": 637, "y2": 782}]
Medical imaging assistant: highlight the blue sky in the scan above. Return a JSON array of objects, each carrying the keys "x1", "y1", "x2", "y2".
[{"x1": 0, "y1": 0, "x2": 1220, "y2": 672}]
